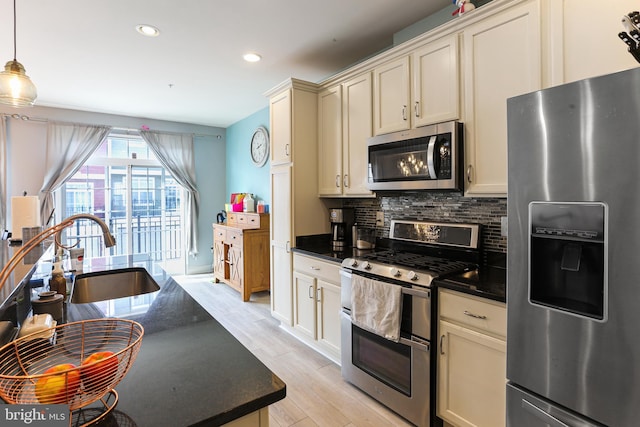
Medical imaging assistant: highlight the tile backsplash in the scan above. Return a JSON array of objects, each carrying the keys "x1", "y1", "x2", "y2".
[{"x1": 344, "y1": 192, "x2": 507, "y2": 253}]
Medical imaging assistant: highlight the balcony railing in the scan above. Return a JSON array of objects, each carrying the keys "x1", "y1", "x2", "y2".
[{"x1": 63, "y1": 215, "x2": 183, "y2": 261}]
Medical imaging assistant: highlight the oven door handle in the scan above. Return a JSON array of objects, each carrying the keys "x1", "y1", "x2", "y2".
[
  {"x1": 398, "y1": 336, "x2": 430, "y2": 353},
  {"x1": 401, "y1": 287, "x2": 430, "y2": 299}
]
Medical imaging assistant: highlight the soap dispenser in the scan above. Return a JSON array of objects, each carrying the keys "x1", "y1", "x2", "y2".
[
  {"x1": 50, "y1": 260, "x2": 66, "y2": 296},
  {"x1": 49, "y1": 248, "x2": 67, "y2": 296}
]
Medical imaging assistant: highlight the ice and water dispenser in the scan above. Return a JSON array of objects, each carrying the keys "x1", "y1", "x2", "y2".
[{"x1": 529, "y1": 202, "x2": 607, "y2": 320}]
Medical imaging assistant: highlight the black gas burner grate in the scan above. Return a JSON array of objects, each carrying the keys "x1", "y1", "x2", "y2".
[{"x1": 362, "y1": 250, "x2": 475, "y2": 277}]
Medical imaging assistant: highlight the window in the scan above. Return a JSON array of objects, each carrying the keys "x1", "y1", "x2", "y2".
[{"x1": 59, "y1": 134, "x2": 185, "y2": 269}]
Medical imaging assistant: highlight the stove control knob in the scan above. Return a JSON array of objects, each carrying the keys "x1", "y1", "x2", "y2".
[
  {"x1": 349, "y1": 259, "x2": 358, "y2": 268},
  {"x1": 390, "y1": 268, "x2": 401, "y2": 277},
  {"x1": 407, "y1": 271, "x2": 419, "y2": 281},
  {"x1": 362, "y1": 261, "x2": 372, "y2": 270}
]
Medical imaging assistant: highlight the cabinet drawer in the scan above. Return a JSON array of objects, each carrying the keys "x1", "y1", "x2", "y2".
[
  {"x1": 226, "y1": 229, "x2": 243, "y2": 247},
  {"x1": 439, "y1": 289, "x2": 506, "y2": 338},
  {"x1": 236, "y1": 213, "x2": 263, "y2": 229},
  {"x1": 227, "y1": 212, "x2": 239, "y2": 225},
  {"x1": 293, "y1": 253, "x2": 340, "y2": 285},
  {"x1": 213, "y1": 226, "x2": 226, "y2": 241}
]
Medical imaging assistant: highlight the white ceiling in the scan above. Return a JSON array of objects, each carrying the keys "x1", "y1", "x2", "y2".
[{"x1": 1, "y1": 0, "x2": 454, "y2": 128}]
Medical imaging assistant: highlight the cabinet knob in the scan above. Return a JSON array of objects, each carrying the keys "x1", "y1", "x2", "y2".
[
  {"x1": 336, "y1": 174, "x2": 341, "y2": 188},
  {"x1": 467, "y1": 165, "x2": 473, "y2": 183},
  {"x1": 402, "y1": 105, "x2": 407, "y2": 121},
  {"x1": 440, "y1": 335, "x2": 445, "y2": 355},
  {"x1": 414, "y1": 101, "x2": 420, "y2": 118},
  {"x1": 343, "y1": 174, "x2": 349, "y2": 188}
]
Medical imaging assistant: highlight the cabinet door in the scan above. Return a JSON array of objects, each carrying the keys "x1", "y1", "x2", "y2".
[
  {"x1": 342, "y1": 72, "x2": 374, "y2": 197},
  {"x1": 293, "y1": 272, "x2": 317, "y2": 340},
  {"x1": 550, "y1": 0, "x2": 638, "y2": 85},
  {"x1": 227, "y1": 244, "x2": 243, "y2": 290},
  {"x1": 270, "y1": 165, "x2": 293, "y2": 325},
  {"x1": 316, "y1": 279, "x2": 341, "y2": 357},
  {"x1": 373, "y1": 56, "x2": 411, "y2": 135},
  {"x1": 318, "y1": 85, "x2": 343, "y2": 196},
  {"x1": 438, "y1": 320, "x2": 506, "y2": 427},
  {"x1": 213, "y1": 239, "x2": 226, "y2": 279},
  {"x1": 270, "y1": 89, "x2": 292, "y2": 165},
  {"x1": 412, "y1": 35, "x2": 459, "y2": 127},
  {"x1": 463, "y1": 0, "x2": 541, "y2": 196}
]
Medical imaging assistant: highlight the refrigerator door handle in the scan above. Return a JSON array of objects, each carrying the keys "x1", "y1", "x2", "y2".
[{"x1": 522, "y1": 399, "x2": 571, "y2": 427}]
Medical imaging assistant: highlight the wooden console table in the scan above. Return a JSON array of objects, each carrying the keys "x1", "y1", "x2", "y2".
[{"x1": 212, "y1": 213, "x2": 270, "y2": 301}]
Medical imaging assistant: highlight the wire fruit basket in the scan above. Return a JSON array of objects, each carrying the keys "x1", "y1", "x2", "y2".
[{"x1": 0, "y1": 318, "x2": 143, "y2": 424}]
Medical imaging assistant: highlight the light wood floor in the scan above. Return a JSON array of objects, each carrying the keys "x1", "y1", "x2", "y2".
[{"x1": 174, "y1": 274, "x2": 415, "y2": 427}]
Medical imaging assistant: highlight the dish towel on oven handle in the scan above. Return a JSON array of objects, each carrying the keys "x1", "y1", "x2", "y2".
[{"x1": 351, "y1": 274, "x2": 402, "y2": 342}]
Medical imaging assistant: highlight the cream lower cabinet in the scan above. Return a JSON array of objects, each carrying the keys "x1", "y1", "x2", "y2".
[
  {"x1": 291, "y1": 253, "x2": 341, "y2": 363},
  {"x1": 463, "y1": 0, "x2": 542, "y2": 197},
  {"x1": 438, "y1": 288, "x2": 506, "y2": 427}
]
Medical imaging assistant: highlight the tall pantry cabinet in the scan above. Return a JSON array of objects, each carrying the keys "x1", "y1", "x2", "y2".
[{"x1": 266, "y1": 79, "x2": 330, "y2": 326}]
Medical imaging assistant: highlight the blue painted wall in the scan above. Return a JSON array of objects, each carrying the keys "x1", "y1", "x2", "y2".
[{"x1": 225, "y1": 107, "x2": 271, "y2": 207}]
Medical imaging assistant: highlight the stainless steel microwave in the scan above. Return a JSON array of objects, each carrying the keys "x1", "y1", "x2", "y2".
[{"x1": 367, "y1": 121, "x2": 463, "y2": 191}]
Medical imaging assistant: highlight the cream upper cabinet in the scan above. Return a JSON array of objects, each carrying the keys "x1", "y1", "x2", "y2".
[
  {"x1": 269, "y1": 89, "x2": 292, "y2": 166},
  {"x1": 318, "y1": 74, "x2": 374, "y2": 197},
  {"x1": 372, "y1": 35, "x2": 460, "y2": 136},
  {"x1": 548, "y1": 0, "x2": 638, "y2": 85},
  {"x1": 412, "y1": 34, "x2": 460, "y2": 127},
  {"x1": 342, "y1": 72, "x2": 374, "y2": 196},
  {"x1": 463, "y1": 0, "x2": 542, "y2": 197},
  {"x1": 317, "y1": 85, "x2": 343, "y2": 196},
  {"x1": 373, "y1": 56, "x2": 411, "y2": 135},
  {"x1": 438, "y1": 288, "x2": 507, "y2": 427}
]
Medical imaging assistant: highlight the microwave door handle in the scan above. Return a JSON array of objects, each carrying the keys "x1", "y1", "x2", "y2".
[{"x1": 427, "y1": 135, "x2": 438, "y2": 178}]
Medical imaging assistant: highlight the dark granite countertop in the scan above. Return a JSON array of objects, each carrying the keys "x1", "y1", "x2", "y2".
[
  {"x1": 434, "y1": 265, "x2": 506, "y2": 303},
  {"x1": 294, "y1": 235, "x2": 506, "y2": 303},
  {"x1": 1, "y1": 249, "x2": 286, "y2": 426}
]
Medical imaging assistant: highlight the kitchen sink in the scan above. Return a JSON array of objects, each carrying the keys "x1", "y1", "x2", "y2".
[{"x1": 70, "y1": 267, "x2": 160, "y2": 303}]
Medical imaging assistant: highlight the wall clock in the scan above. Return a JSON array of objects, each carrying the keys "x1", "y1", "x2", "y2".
[{"x1": 250, "y1": 126, "x2": 270, "y2": 167}]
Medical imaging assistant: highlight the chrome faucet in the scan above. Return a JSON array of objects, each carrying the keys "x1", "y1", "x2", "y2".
[
  {"x1": 0, "y1": 213, "x2": 116, "y2": 292},
  {"x1": 54, "y1": 213, "x2": 116, "y2": 249}
]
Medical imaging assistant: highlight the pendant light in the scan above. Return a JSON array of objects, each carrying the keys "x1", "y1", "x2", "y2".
[{"x1": 0, "y1": 0, "x2": 37, "y2": 107}]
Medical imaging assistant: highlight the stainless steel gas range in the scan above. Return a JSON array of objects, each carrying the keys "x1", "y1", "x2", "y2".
[{"x1": 340, "y1": 220, "x2": 480, "y2": 427}]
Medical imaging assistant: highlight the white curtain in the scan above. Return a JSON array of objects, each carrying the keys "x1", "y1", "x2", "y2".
[
  {"x1": 0, "y1": 116, "x2": 6, "y2": 230},
  {"x1": 140, "y1": 130, "x2": 200, "y2": 256},
  {"x1": 39, "y1": 122, "x2": 112, "y2": 225}
]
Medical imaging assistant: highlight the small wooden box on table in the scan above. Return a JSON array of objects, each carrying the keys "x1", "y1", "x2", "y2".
[{"x1": 213, "y1": 213, "x2": 270, "y2": 301}]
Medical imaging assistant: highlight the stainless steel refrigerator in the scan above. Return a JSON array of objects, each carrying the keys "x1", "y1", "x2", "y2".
[{"x1": 506, "y1": 67, "x2": 640, "y2": 426}]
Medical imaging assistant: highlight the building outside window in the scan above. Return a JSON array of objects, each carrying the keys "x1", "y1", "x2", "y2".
[{"x1": 58, "y1": 134, "x2": 185, "y2": 271}]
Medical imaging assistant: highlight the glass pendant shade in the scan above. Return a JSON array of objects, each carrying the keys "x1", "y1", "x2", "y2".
[{"x1": 0, "y1": 59, "x2": 37, "y2": 107}]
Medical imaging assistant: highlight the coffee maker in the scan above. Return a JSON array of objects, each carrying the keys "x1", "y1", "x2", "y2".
[{"x1": 329, "y1": 208, "x2": 354, "y2": 251}]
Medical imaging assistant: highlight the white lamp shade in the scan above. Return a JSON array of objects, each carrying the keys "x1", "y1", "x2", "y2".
[{"x1": 0, "y1": 60, "x2": 37, "y2": 107}]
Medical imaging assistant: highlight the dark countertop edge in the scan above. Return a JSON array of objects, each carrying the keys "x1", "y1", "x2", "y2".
[
  {"x1": 291, "y1": 247, "x2": 345, "y2": 264},
  {"x1": 195, "y1": 385, "x2": 286, "y2": 427},
  {"x1": 293, "y1": 242, "x2": 506, "y2": 303},
  {"x1": 434, "y1": 279, "x2": 506, "y2": 303}
]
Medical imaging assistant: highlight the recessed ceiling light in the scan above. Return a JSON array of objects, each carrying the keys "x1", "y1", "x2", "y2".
[
  {"x1": 136, "y1": 24, "x2": 160, "y2": 37},
  {"x1": 243, "y1": 53, "x2": 262, "y2": 63}
]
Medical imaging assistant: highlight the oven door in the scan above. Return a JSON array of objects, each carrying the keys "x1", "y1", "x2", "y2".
[{"x1": 341, "y1": 311, "x2": 431, "y2": 426}]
